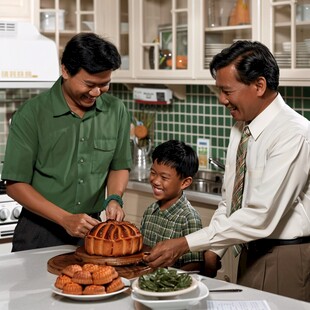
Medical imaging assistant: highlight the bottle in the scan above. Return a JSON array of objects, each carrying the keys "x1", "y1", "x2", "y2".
[{"x1": 229, "y1": 0, "x2": 250, "y2": 26}]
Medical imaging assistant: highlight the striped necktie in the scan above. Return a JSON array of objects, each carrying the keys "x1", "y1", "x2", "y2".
[
  {"x1": 231, "y1": 125, "x2": 251, "y2": 214},
  {"x1": 230, "y1": 125, "x2": 251, "y2": 257}
]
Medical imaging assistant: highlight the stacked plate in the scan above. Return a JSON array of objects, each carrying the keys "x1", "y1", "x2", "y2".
[
  {"x1": 275, "y1": 40, "x2": 310, "y2": 68},
  {"x1": 205, "y1": 43, "x2": 230, "y2": 68}
]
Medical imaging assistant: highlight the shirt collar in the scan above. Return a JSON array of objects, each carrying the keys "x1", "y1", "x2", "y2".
[
  {"x1": 247, "y1": 93, "x2": 285, "y2": 141},
  {"x1": 50, "y1": 77, "x2": 107, "y2": 117},
  {"x1": 152, "y1": 192, "x2": 187, "y2": 218}
]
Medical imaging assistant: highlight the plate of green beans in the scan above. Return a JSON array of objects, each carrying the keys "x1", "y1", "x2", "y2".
[{"x1": 131, "y1": 268, "x2": 198, "y2": 297}]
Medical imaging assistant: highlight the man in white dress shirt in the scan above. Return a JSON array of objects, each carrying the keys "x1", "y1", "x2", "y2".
[{"x1": 144, "y1": 40, "x2": 310, "y2": 302}]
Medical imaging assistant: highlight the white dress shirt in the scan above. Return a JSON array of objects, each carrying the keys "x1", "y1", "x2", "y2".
[{"x1": 186, "y1": 94, "x2": 310, "y2": 256}]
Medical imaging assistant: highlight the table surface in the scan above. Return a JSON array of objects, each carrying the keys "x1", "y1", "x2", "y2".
[{"x1": 0, "y1": 245, "x2": 309, "y2": 310}]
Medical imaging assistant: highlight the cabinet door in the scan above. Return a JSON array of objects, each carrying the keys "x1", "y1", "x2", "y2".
[
  {"x1": 133, "y1": 0, "x2": 194, "y2": 81},
  {"x1": 261, "y1": 0, "x2": 310, "y2": 86},
  {"x1": 97, "y1": 0, "x2": 133, "y2": 80},
  {"x1": 35, "y1": 0, "x2": 96, "y2": 57},
  {"x1": 0, "y1": 0, "x2": 33, "y2": 22},
  {"x1": 195, "y1": 0, "x2": 260, "y2": 83}
]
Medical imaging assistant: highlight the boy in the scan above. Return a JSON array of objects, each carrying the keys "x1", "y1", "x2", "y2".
[{"x1": 140, "y1": 140, "x2": 204, "y2": 271}]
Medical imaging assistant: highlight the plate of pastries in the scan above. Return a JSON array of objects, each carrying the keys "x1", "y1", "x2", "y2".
[{"x1": 52, "y1": 263, "x2": 130, "y2": 301}]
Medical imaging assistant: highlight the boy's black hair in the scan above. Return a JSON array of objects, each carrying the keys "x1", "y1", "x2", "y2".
[{"x1": 151, "y1": 140, "x2": 199, "y2": 179}]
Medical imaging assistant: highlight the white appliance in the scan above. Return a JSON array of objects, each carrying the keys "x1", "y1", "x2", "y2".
[
  {"x1": 133, "y1": 87, "x2": 173, "y2": 105},
  {"x1": 0, "y1": 191, "x2": 22, "y2": 254},
  {"x1": 0, "y1": 21, "x2": 60, "y2": 89}
]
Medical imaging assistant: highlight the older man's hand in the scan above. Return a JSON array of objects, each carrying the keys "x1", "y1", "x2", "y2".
[{"x1": 143, "y1": 237, "x2": 189, "y2": 268}]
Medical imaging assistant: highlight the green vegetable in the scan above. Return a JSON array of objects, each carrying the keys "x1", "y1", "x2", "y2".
[{"x1": 138, "y1": 268, "x2": 192, "y2": 292}]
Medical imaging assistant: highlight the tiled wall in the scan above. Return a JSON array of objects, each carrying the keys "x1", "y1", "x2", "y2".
[
  {"x1": 110, "y1": 83, "x2": 310, "y2": 167},
  {"x1": 0, "y1": 84, "x2": 309, "y2": 172}
]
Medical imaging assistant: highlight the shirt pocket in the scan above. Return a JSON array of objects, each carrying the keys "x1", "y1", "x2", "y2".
[
  {"x1": 91, "y1": 139, "x2": 116, "y2": 174},
  {"x1": 246, "y1": 168, "x2": 264, "y2": 198}
]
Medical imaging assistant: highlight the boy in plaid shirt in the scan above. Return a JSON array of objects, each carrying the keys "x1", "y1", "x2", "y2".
[{"x1": 140, "y1": 140, "x2": 204, "y2": 272}]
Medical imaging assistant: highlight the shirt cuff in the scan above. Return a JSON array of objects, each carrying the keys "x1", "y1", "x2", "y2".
[
  {"x1": 185, "y1": 228, "x2": 210, "y2": 252},
  {"x1": 185, "y1": 228, "x2": 227, "y2": 259}
]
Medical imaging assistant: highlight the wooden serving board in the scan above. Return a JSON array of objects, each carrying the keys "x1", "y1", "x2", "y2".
[
  {"x1": 47, "y1": 251, "x2": 154, "y2": 279},
  {"x1": 74, "y1": 246, "x2": 145, "y2": 266}
]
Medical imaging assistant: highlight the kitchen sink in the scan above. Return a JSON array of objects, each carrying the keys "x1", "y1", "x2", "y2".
[
  {"x1": 187, "y1": 171, "x2": 223, "y2": 195},
  {"x1": 129, "y1": 170, "x2": 223, "y2": 195}
]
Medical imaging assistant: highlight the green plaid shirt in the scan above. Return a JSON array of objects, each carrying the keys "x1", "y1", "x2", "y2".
[{"x1": 140, "y1": 192, "x2": 204, "y2": 268}]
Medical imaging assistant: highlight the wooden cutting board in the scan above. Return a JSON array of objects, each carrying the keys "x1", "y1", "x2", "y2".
[
  {"x1": 47, "y1": 250, "x2": 154, "y2": 279},
  {"x1": 74, "y1": 246, "x2": 145, "y2": 266}
]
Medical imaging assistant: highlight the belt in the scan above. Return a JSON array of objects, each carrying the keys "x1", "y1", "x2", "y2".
[{"x1": 249, "y1": 236, "x2": 310, "y2": 252}]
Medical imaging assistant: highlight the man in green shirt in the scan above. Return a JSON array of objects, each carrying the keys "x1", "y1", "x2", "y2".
[{"x1": 2, "y1": 33, "x2": 132, "y2": 252}]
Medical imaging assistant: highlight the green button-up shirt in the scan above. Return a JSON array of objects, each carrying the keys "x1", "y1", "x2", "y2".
[{"x1": 2, "y1": 77, "x2": 132, "y2": 214}]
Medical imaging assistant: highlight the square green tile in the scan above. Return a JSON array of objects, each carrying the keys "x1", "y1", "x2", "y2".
[{"x1": 303, "y1": 87, "x2": 310, "y2": 97}]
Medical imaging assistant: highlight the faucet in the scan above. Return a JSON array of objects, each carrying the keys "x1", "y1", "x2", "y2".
[{"x1": 209, "y1": 157, "x2": 225, "y2": 171}]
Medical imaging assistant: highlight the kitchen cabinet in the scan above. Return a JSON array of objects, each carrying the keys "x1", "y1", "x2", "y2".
[
  {"x1": 123, "y1": 185, "x2": 238, "y2": 283},
  {"x1": 261, "y1": 0, "x2": 310, "y2": 86},
  {"x1": 33, "y1": 0, "x2": 132, "y2": 79},
  {"x1": 33, "y1": 0, "x2": 97, "y2": 57},
  {"x1": 109, "y1": 0, "x2": 260, "y2": 85},
  {"x1": 0, "y1": 0, "x2": 34, "y2": 22},
  {"x1": 6, "y1": 1, "x2": 310, "y2": 85},
  {"x1": 131, "y1": 0, "x2": 193, "y2": 81},
  {"x1": 97, "y1": 0, "x2": 133, "y2": 79},
  {"x1": 195, "y1": 0, "x2": 260, "y2": 82},
  {"x1": 105, "y1": 0, "x2": 310, "y2": 86}
]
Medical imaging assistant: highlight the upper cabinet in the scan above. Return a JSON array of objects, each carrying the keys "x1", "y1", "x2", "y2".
[
  {"x1": 132, "y1": 0, "x2": 193, "y2": 81},
  {"x1": 96, "y1": 0, "x2": 133, "y2": 80},
  {"x1": 261, "y1": 0, "x2": 310, "y2": 86},
  {"x1": 104, "y1": 0, "x2": 194, "y2": 83},
  {"x1": 110, "y1": 0, "x2": 310, "y2": 86},
  {"x1": 110, "y1": 0, "x2": 260, "y2": 85},
  {"x1": 0, "y1": 0, "x2": 34, "y2": 22},
  {"x1": 26, "y1": 0, "x2": 310, "y2": 86},
  {"x1": 33, "y1": 0, "x2": 97, "y2": 57},
  {"x1": 195, "y1": 0, "x2": 259, "y2": 82}
]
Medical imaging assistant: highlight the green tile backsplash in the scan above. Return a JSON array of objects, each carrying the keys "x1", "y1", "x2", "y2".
[
  {"x1": 0, "y1": 84, "x2": 309, "y2": 172},
  {"x1": 110, "y1": 83, "x2": 310, "y2": 168}
]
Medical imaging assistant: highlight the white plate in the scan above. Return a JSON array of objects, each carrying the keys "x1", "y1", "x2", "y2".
[
  {"x1": 131, "y1": 275, "x2": 198, "y2": 297},
  {"x1": 131, "y1": 280, "x2": 209, "y2": 310},
  {"x1": 51, "y1": 277, "x2": 130, "y2": 301}
]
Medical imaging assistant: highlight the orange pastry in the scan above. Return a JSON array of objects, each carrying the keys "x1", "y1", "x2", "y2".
[
  {"x1": 62, "y1": 264, "x2": 83, "y2": 277},
  {"x1": 72, "y1": 270, "x2": 93, "y2": 285},
  {"x1": 92, "y1": 265, "x2": 119, "y2": 285},
  {"x1": 84, "y1": 220, "x2": 143, "y2": 257},
  {"x1": 83, "y1": 285, "x2": 106, "y2": 295},
  {"x1": 82, "y1": 263, "x2": 100, "y2": 273},
  {"x1": 106, "y1": 277, "x2": 125, "y2": 293},
  {"x1": 54, "y1": 274, "x2": 73, "y2": 289},
  {"x1": 62, "y1": 282, "x2": 83, "y2": 295}
]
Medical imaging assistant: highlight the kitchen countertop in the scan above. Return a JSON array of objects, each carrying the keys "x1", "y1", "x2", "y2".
[
  {"x1": 1, "y1": 245, "x2": 309, "y2": 310},
  {"x1": 127, "y1": 180, "x2": 222, "y2": 206}
]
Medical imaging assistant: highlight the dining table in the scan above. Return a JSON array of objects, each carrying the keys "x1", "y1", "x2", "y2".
[{"x1": 0, "y1": 245, "x2": 309, "y2": 310}]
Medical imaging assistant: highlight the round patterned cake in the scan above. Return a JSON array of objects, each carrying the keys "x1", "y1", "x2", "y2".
[{"x1": 84, "y1": 220, "x2": 143, "y2": 257}]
